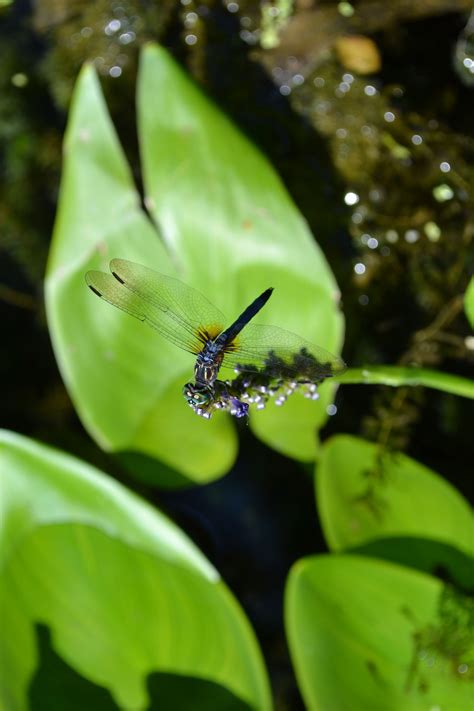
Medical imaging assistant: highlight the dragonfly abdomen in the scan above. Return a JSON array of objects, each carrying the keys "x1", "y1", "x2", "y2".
[{"x1": 220, "y1": 288, "x2": 273, "y2": 345}]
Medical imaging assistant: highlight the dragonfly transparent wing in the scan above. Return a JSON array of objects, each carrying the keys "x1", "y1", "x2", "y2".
[
  {"x1": 221, "y1": 323, "x2": 346, "y2": 381},
  {"x1": 85, "y1": 259, "x2": 227, "y2": 355}
]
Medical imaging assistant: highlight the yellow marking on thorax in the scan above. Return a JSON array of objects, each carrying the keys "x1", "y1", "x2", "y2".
[{"x1": 197, "y1": 324, "x2": 223, "y2": 343}]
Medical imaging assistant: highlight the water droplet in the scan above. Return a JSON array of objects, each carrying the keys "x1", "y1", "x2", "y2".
[
  {"x1": 119, "y1": 31, "x2": 135, "y2": 44},
  {"x1": 411, "y1": 134, "x2": 423, "y2": 145},
  {"x1": 338, "y1": 1, "x2": 354, "y2": 17},
  {"x1": 109, "y1": 66, "x2": 122, "y2": 78},
  {"x1": 364, "y1": 85, "x2": 377, "y2": 96},
  {"x1": 358, "y1": 294, "x2": 369, "y2": 305},
  {"x1": 144, "y1": 195, "x2": 156, "y2": 211},
  {"x1": 313, "y1": 77, "x2": 325, "y2": 88},
  {"x1": 239, "y1": 29, "x2": 257, "y2": 44},
  {"x1": 440, "y1": 161, "x2": 451, "y2": 173},
  {"x1": 279, "y1": 85, "x2": 291, "y2": 96},
  {"x1": 465, "y1": 335, "x2": 474, "y2": 350},
  {"x1": 367, "y1": 237, "x2": 378, "y2": 249},
  {"x1": 104, "y1": 19, "x2": 121, "y2": 35},
  {"x1": 404, "y1": 229, "x2": 419, "y2": 243},
  {"x1": 433, "y1": 183, "x2": 454, "y2": 202},
  {"x1": 326, "y1": 404, "x2": 338, "y2": 415},
  {"x1": 384, "y1": 111, "x2": 395, "y2": 122},
  {"x1": 344, "y1": 191, "x2": 359, "y2": 206},
  {"x1": 184, "y1": 11, "x2": 198, "y2": 26},
  {"x1": 369, "y1": 188, "x2": 383, "y2": 202},
  {"x1": 424, "y1": 221, "x2": 441, "y2": 241},
  {"x1": 315, "y1": 100, "x2": 330, "y2": 114},
  {"x1": 354, "y1": 262, "x2": 366, "y2": 275},
  {"x1": 11, "y1": 73, "x2": 28, "y2": 88},
  {"x1": 185, "y1": 33, "x2": 197, "y2": 45}
]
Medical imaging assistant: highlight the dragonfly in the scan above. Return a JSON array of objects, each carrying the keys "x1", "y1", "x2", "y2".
[{"x1": 85, "y1": 259, "x2": 346, "y2": 418}]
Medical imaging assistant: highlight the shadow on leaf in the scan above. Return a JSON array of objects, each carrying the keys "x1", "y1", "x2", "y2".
[
  {"x1": 29, "y1": 624, "x2": 254, "y2": 710},
  {"x1": 28, "y1": 624, "x2": 118, "y2": 711},
  {"x1": 349, "y1": 537, "x2": 474, "y2": 592}
]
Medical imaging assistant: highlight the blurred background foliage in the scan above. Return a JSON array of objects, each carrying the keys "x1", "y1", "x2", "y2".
[{"x1": 0, "y1": 0, "x2": 473, "y2": 709}]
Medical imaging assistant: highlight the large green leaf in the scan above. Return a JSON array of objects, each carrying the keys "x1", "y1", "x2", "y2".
[
  {"x1": 45, "y1": 58, "x2": 236, "y2": 485},
  {"x1": 45, "y1": 44, "x2": 344, "y2": 484},
  {"x1": 286, "y1": 555, "x2": 474, "y2": 711},
  {"x1": 316, "y1": 435, "x2": 473, "y2": 556},
  {"x1": 0, "y1": 430, "x2": 272, "y2": 711}
]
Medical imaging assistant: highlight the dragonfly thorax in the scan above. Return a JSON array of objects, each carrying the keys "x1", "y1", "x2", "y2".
[{"x1": 194, "y1": 338, "x2": 226, "y2": 385}]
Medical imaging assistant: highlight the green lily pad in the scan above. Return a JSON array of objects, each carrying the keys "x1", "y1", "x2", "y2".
[
  {"x1": 0, "y1": 430, "x2": 272, "y2": 711},
  {"x1": 316, "y1": 435, "x2": 473, "y2": 557},
  {"x1": 45, "y1": 44, "x2": 344, "y2": 484},
  {"x1": 286, "y1": 555, "x2": 474, "y2": 711}
]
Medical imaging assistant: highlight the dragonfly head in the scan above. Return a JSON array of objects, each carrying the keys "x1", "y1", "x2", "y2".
[{"x1": 183, "y1": 382, "x2": 214, "y2": 411}]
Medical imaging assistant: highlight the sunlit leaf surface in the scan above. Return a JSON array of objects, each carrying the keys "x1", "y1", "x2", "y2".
[
  {"x1": 0, "y1": 430, "x2": 272, "y2": 711},
  {"x1": 45, "y1": 44, "x2": 344, "y2": 484},
  {"x1": 286, "y1": 555, "x2": 474, "y2": 711}
]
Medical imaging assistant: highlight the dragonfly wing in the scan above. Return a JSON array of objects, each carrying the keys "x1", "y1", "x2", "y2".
[
  {"x1": 86, "y1": 261, "x2": 227, "y2": 355},
  {"x1": 221, "y1": 323, "x2": 346, "y2": 381},
  {"x1": 110, "y1": 260, "x2": 227, "y2": 341}
]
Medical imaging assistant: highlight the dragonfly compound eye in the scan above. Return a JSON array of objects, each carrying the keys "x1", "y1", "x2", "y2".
[{"x1": 183, "y1": 382, "x2": 212, "y2": 408}]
